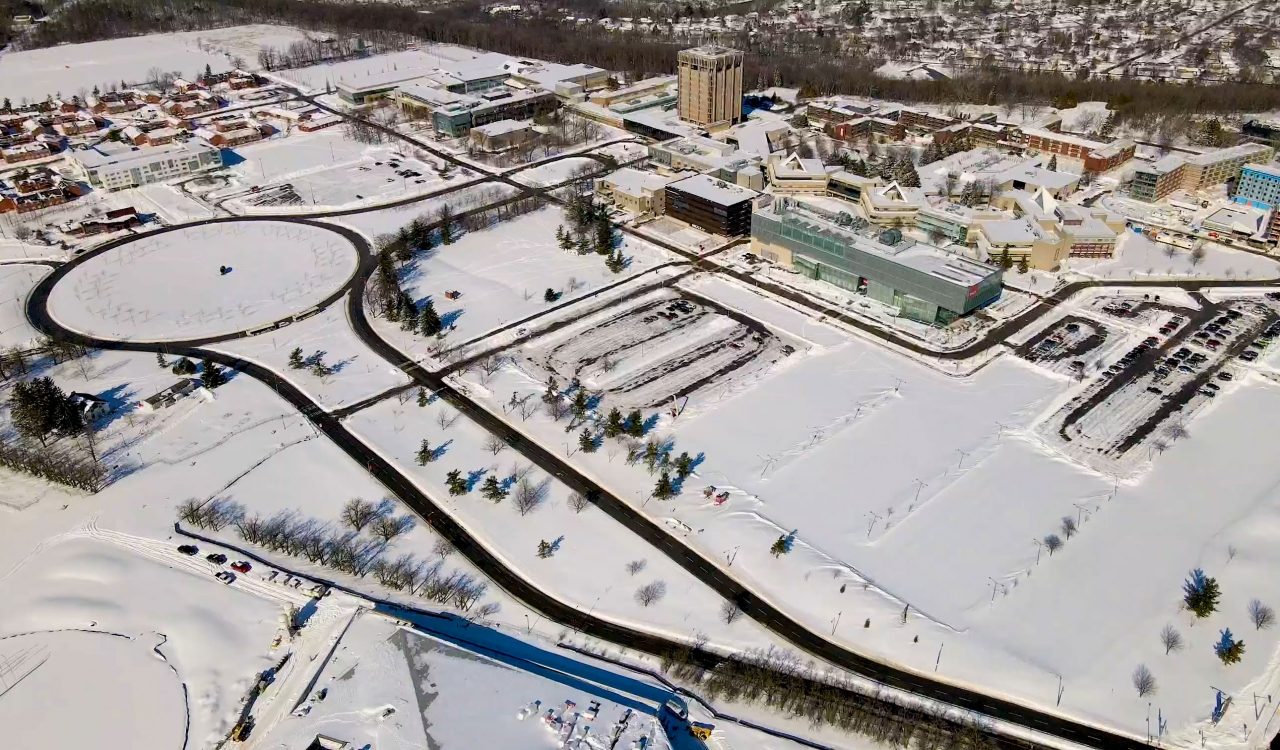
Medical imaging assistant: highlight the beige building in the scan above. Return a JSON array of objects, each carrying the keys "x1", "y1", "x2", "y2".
[
  {"x1": 596, "y1": 168, "x2": 673, "y2": 215},
  {"x1": 677, "y1": 45, "x2": 744, "y2": 127}
]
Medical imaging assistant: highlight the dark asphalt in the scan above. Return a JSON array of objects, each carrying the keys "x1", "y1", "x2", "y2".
[{"x1": 22, "y1": 92, "x2": 1280, "y2": 749}]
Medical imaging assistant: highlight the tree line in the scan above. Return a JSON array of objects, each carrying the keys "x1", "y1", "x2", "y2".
[{"x1": 22, "y1": 0, "x2": 1280, "y2": 123}]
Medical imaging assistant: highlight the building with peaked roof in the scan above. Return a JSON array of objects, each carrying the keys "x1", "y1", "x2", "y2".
[
  {"x1": 766, "y1": 153, "x2": 830, "y2": 194},
  {"x1": 860, "y1": 181, "x2": 927, "y2": 225},
  {"x1": 750, "y1": 195, "x2": 1002, "y2": 324}
]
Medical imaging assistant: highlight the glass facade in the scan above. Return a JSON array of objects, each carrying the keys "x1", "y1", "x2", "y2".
[{"x1": 753, "y1": 207, "x2": 1002, "y2": 325}]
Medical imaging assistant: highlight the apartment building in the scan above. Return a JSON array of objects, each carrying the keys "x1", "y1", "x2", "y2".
[
  {"x1": 1234, "y1": 163, "x2": 1280, "y2": 209},
  {"x1": 1130, "y1": 144, "x2": 1276, "y2": 202},
  {"x1": 71, "y1": 139, "x2": 222, "y2": 190},
  {"x1": 676, "y1": 45, "x2": 744, "y2": 127}
]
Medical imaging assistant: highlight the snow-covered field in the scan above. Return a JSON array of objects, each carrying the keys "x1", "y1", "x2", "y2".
[
  {"x1": 47, "y1": 221, "x2": 358, "y2": 341},
  {"x1": 451, "y1": 272, "x2": 1280, "y2": 746},
  {"x1": 0, "y1": 25, "x2": 311, "y2": 102},
  {"x1": 0, "y1": 263, "x2": 47, "y2": 348},
  {"x1": 274, "y1": 45, "x2": 481, "y2": 93},
  {"x1": 1067, "y1": 234, "x2": 1280, "y2": 281},
  {"x1": 511, "y1": 157, "x2": 602, "y2": 187},
  {"x1": 217, "y1": 131, "x2": 476, "y2": 212},
  {"x1": 363, "y1": 206, "x2": 675, "y2": 351},
  {"x1": 210, "y1": 303, "x2": 410, "y2": 410}
]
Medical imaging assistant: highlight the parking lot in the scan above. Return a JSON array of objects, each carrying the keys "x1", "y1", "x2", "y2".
[
  {"x1": 1018, "y1": 315, "x2": 1110, "y2": 377},
  {"x1": 1048, "y1": 297, "x2": 1279, "y2": 462}
]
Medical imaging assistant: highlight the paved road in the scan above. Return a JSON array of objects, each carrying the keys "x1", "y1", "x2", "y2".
[
  {"x1": 24, "y1": 231, "x2": 1048, "y2": 750},
  {"x1": 23, "y1": 93, "x2": 1280, "y2": 749}
]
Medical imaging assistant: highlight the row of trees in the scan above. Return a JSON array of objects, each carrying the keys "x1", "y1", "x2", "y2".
[
  {"x1": 556, "y1": 189, "x2": 626, "y2": 274},
  {"x1": 661, "y1": 645, "x2": 1000, "y2": 750},
  {"x1": 178, "y1": 497, "x2": 491, "y2": 612},
  {"x1": 254, "y1": 33, "x2": 408, "y2": 72}
]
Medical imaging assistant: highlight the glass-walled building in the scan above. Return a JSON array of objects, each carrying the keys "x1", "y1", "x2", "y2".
[{"x1": 751, "y1": 198, "x2": 1003, "y2": 324}]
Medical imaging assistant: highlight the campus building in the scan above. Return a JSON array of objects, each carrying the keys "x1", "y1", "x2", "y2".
[
  {"x1": 676, "y1": 45, "x2": 744, "y2": 127},
  {"x1": 664, "y1": 174, "x2": 757, "y2": 236},
  {"x1": 1233, "y1": 163, "x2": 1280, "y2": 209},
  {"x1": 397, "y1": 83, "x2": 557, "y2": 137},
  {"x1": 71, "y1": 139, "x2": 222, "y2": 190},
  {"x1": 595, "y1": 168, "x2": 673, "y2": 215},
  {"x1": 1019, "y1": 127, "x2": 1135, "y2": 173},
  {"x1": 750, "y1": 197, "x2": 1002, "y2": 324},
  {"x1": 1130, "y1": 143, "x2": 1276, "y2": 202}
]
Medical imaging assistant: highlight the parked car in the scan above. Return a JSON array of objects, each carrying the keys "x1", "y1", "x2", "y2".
[
  {"x1": 1218, "y1": 371, "x2": 1234, "y2": 381},
  {"x1": 178, "y1": 545, "x2": 199, "y2": 555},
  {"x1": 206, "y1": 553, "x2": 227, "y2": 564},
  {"x1": 231, "y1": 561, "x2": 252, "y2": 574},
  {"x1": 215, "y1": 571, "x2": 235, "y2": 584},
  {"x1": 1241, "y1": 350, "x2": 1259, "y2": 361}
]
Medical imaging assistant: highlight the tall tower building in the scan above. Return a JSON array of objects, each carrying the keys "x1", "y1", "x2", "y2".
[{"x1": 676, "y1": 45, "x2": 744, "y2": 127}]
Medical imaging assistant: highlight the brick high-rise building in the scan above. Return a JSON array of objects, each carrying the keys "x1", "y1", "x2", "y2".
[{"x1": 676, "y1": 45, "x2": 744, "y2": 127}]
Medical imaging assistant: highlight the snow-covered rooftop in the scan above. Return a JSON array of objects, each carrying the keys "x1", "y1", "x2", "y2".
[{"x1": 667, "y1": 173, "x2": 758, "y2": 206}]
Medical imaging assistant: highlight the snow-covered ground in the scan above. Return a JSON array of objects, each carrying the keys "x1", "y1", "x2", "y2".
[
  {"x1": 449, "y1": 270, "x2": 1280, "y2": 746},
  {"x1": 511, "y1": 157, "x2": 603, "y2": 187},
  {"x1": 47, "y1": 221, "x2": 358, "y2": 341},
  {"x1": 362, "y1": 206, "x2": 676, "y2": 352},
  {"x1": 274, "y1": 45, "x2": 482, "y2": 93},
  {"x1": 215, "y1": 131, "x2": 476, "y2": 212},
  {"x1": 1066, "y1": 234, "x2": 1280, "y2": 281},
  {"x1": 0, "y1": 263, "x2": 47, "y2": 348},
  {"x1": 0, "y1": 25, "x2": 312, "y2": 102},
  {"x1": 209, "y1": 303, "x2": 410, "y2": 410}
]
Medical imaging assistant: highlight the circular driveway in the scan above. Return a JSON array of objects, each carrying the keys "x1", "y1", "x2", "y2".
[{"x1": 47, "y1": 221, "x2": 359, "y2": 342}]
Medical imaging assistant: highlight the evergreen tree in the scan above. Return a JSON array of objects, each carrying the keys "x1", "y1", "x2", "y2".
[
  {"x1": 155, "y1": 351, "x2": 167, "y2": 368},
  {"x1": 544, "y1": 288, "x2": 559, "y2": 303},
  {"x1": 652, "y1": 471, "x2": 675, "y2": 500},
  {"x1": 172, "y1": 357, "x2": 197, "y2": 375},
  {"x1": 770, "y1": 535, "x2": 790, "y2": 557},
  {"x1": 571, "y1": 388, "x2": 589, "y2": 419},
  {"x1": 398, "y1": 292, "x2": 418, "y2": 330},
  {"x1": 438, "y1": 204, "x2": 454, "y2": 245},
  {"x1": 625, "y1": 409, "x2": 645, "y2": 437},
  {"x1": 575, "y1": 237, "x2": 592, "y2": 256},
  {"x1": 287, "y1": 347, "x2": 305, "y2": 369},
  {"x1": 603, "y1": 408, "x2": 623, "y2": 438},
  {"x1": 998, "y1": 247, "x2": 1013, "y2": 270},
  {"x1": 417, "y1": 388, "x2": 429, "y2": 407},
  {"x1": 556, "y1": 225, "x2": 573, "y2": 252},
  {"x1": 1184, "y1": 568, "x2": 1221, "y2": 618},
  {"x1": 605, "y1": 251, "x2": 625, "y2": 274},
  {"x1": 416, "y1": 439, "x2": 433, "y2": 465},
  {"x1": 578, "y1": 429, "x2": 597, "y2": 453},
  {"x1": 1215, "y1": 628, "x2": 1245, "y2": 665},
  {"x1": 480, "y1": 475, "x2": 506, "y2": 502},
  {"x1": 418, "y1": 300, "x2": 442, "y2": 336},
  {"x1": 542, "y1": 376, "x2": 559, "y2": 404},
  {"x1": 201, "y1": 362, "x2": 228, "y2": 389},
  {"x1": 672, "y1": 451, "x2": 694, "y2": 479},
  {"x1": 8, "y1": 376, "x2": 82, "y2": 446},
  {"x1": 594, "y1": 215, "x2": 614, "y2": 255},
  {"x1": 446, "y1": 469, "x2": 468, "y2": 496},
  {"x1": 537, "y1": 539, "x2": 553, "y2": 558},
  {"x1": 1047, "y1": 154, "x2": 1058, "y2": 172}
]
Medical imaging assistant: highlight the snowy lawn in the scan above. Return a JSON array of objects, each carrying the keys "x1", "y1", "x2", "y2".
[
  {"x1": 1066, "y1": 233, "x2": 1280, "y2": 281},
  {"x1": 0, "y1": 25, "x2": 309, "y2": 103},
  {"x1": 274, "y1": 45, "x2": 481, "y2": 93},
  {"x1": 219, "y1": 131, "x2": 474, "y2": 211},
  {"x1": 451, "y1": 271, "x2": 1280, "y2": 744},
  {"x1": 367, "y1": 206, "x2": 676, "y2": 351},
  {"x1": 511, "y1": 157, "x2": 603, "y2": 188},
  {"x1": 209, "y1": 303, "x2": 411, "y2": 410},
  {"x1": 329, "y1": 182, "x2": 520, "y2": 240},
  {"x1": 0, "y1": 263, "x2": 48, "y2": 349},
  {"x1": 346, "y1": 394, "x2": 778, "y2": 652},
  {"x1": 47, "y1": 221, "x2": 358, "y2": 342}
]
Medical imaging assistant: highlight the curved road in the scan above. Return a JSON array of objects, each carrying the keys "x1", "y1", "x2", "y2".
[{"x1": 21, "y1": 98, "x2": 1280, "y2": 750}]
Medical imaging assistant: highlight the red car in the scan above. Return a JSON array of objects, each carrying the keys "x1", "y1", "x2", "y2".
[{"x1": 231, "y1": 561, "x2": 252, "y2": 574}]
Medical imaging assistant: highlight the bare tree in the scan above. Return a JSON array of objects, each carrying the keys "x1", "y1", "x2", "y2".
[
  {"x1": 1160, "y1": 624, "x2": 1183, "y2": 654},
  {"x1": 436, "y1": 409, "x2": 456, "y2": 431},
  {"x1": 1249, "y1": 599, "x2": 1276, "y2": 630},
  {"x1": 1043, "y1": 533, "x2": 1063, "y2": 555},
  {"x1": 432, "y1": 537, "x2": 455, "y2": 559},
  {"x1": 513, "y1": 477, "x2": 545, "y2": 516},
  {"x1": 720, "y1": 600, "x2": 742, "y2": 624},
  {"x1": 1060, "y1": 515, "x2": 1077, "y2": 540},
  {"x1": 372, "y1": 514, "x2": 414, "y2": 544},
  {"x1": 177, "y1": 498, "x2": 205, "y2": 526},
  {"x1": 341, "y1": 497, "x2": 379, "y2": 533},
  {"x1": 568, "y1": 492, "x2": 590, "y2": 513},
  {"x1": 625, "y1": 559, "x2": 647, "y2": 576},
  {"x1": 483, "y1": 434, "x2": 506, "y2": 456},
  {"x1": 635, "y1": 580, "x2": 667, "y2": 607},
  {"x1": 1132, "y1": 664, "x2": 1156, "y2": 697}
]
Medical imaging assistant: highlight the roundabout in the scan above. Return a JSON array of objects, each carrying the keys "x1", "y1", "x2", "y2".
[{"x1": 45, "y1": 220, "x2": 361, "y2": 343}]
